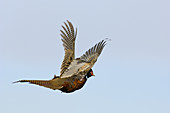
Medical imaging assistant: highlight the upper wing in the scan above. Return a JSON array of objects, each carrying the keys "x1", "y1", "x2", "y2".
[
  {"x1": 79, "y1": 39, "x2": 107, "y2": 67},
  {"x1": 60, "y1": 39, "x2": 107, "y2": 78},
  {"x1": 60, "y1": 20, "x2": 77, "y2": 76}
]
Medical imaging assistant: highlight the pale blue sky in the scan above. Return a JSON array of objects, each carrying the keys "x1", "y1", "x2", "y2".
[{"x1": 0, "y1": 0, "x2": 170, "y2": 113}]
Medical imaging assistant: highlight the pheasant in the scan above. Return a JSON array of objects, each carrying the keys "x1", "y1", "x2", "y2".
[{"x1": 13, "y1": 20, "x2": 108, "y2": 93}]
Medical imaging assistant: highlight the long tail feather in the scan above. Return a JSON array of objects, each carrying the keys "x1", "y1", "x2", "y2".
[{"x1": 13, "y1": 80, "x2": 62, "y2": 90}]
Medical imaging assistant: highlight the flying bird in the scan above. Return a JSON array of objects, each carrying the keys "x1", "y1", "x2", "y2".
[{"x1": 14, "y1": 20, "x2": 108, "y2": 93}]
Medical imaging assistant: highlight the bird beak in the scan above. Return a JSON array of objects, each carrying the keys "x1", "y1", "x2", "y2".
[{"x1": 93, "y1": 74, "x2": 95, "y2": 77}]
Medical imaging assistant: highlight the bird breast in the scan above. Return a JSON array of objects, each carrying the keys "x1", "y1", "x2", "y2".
[{"x1": 60, "y1": 77, "x2": 87, "y2": 93}]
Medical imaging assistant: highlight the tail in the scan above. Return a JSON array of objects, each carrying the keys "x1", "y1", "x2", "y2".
[{"x1": 13, "y1": 79, "x2": 63, "y2": 90}]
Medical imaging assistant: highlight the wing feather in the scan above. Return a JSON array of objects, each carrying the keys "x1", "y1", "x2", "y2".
[
  {"x1": 80, "y1": 39, "x2": 107, "y2": 64},
  {"x1": 74, "y1": 39, "x2": 108, "y2": 78},
  {"x1": 60, "y1": 20, "x2": 77, "y2": 76},
  {"x1": 60, "y1": 39, "x2": 108, "y2": 79}
]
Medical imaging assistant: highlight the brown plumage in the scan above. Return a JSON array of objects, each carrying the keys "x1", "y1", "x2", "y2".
[
  {"x1": 13, "y1": 20, "x2": 108, "y2": 93},
  {"x1": 13, "y1": 80, "x2": 60, "y2": 90},
  {"x1": 13, "y1": 69, "x2": 93, "y2": 93}
]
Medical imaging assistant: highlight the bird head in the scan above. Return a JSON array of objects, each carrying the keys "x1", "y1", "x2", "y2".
[{"x1": 86, "y1": 69, "x2": 95, "y2": 78}]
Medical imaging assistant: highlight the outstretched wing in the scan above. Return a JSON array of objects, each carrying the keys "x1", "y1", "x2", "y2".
[
  {"x1": 60, "y1": 39, "x2": 107, "y2": 78},
  {"x1": 60, "y1": 20, "x2": 77, "y2": 76},
  {"x1": 79, "y1": 39, "x2": 107, "y2": 67}
]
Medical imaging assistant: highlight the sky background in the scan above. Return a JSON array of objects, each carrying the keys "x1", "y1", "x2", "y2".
[{"x1": 0, "y1": 0, "x2": 170, "y2": 113}]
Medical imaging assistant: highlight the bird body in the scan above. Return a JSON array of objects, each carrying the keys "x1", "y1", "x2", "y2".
[
  {"x1": 14, "y1": 20, "x2": 107, "y2": 93},
  {"x1": 14, "y1": 69, "x2": 93, "y2": 93}
]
